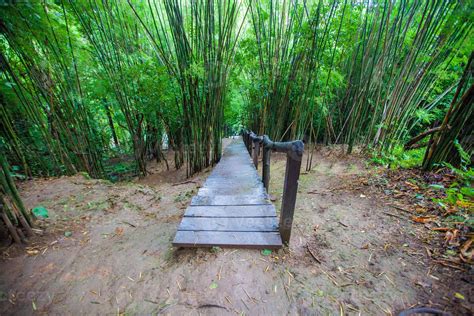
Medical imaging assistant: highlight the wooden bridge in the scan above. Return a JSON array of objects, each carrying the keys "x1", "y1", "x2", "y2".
[{"x1": 173, "y1": 132, "x2": 304, "y2": 249}]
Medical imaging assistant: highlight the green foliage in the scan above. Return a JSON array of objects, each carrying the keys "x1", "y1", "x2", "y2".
[
  {"x1": 174, "y1": 190, "x2": 194, "y2": 203},
  {"x1": 441, "y1": 145, "x2": 473, "y2": 187},
  {"x1": 239, "y1": 0, "x2": 473, "y2": 158},
  {"x1": 104, "y1": 160, "x2": 138, "y2": 183},
  {"x1": 415, "y1": 109, "x2": 436, "y2": 125},
  {"x1": 432, "y1": 142, "x2": 474, "y2": 229},
  {"x1": 0, "y1": 0, "x2": 471, "y2": 179},
  {"x1": 370, "y1": 146, "x2": 426, "y2": 169},
  {"x1": 453, "y1": 140, "x2": 472, "y2": 172}
]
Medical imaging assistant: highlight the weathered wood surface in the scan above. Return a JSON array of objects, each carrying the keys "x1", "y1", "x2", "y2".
[
  {"x1": 191, "y1": 195, "x2": 270, "y2": 206},
  {"x1": 184, "y1": 205, "x2": 276, "y2": 217},
  {"x1": 279, "y1": 152, "x2": 302, "y2": 244},
  {"x1": 173, "y1": 231, "x2": 282, "y2": 248},
  {"x1": 245, "y1": 131, "x2": 304, "y2": 244},
  {"x1": 173, "y1": 138, "x2": 282, "y2": 248},
  {"x1": 179, "y1": 217, "x2": 278, "y2": 232}
]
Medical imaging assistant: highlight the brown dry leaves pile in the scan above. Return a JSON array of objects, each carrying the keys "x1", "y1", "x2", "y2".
[{"x1": 372, "y1": 168, "x2": 473, "y2": 269}]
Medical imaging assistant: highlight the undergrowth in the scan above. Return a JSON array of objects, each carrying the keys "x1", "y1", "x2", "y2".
[
  {"x1": 370, "y1": 145, "x2": 426, "y2": 169},
  {"x1": 436, "y1": 142, "x2": 474, "y2": 230}
]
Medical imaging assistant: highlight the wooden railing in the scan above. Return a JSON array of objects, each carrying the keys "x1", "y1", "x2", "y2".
[{"x1": 242, "y1": 130, "x2": 304, "y2": 245}]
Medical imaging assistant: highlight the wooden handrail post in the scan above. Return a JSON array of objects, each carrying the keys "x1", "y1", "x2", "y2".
[
  {"x1": 246, "y1": 132, "x2": 251, "y2": 154},
  {"x1": 262, "y1": 136, "x2": 271, "y2": 191},
  {"x1": 243, "y1": 130, "x2": 304, "y2": 245},
  {"x1": 252, "y1": 138, "x2": 260, "y2": 169},
  {"x1": 242, "y1": 131, "x2": 249, "y2": 154},
  {"x1": 279, "y1": 141, "x2": 304, "y2": 245}
]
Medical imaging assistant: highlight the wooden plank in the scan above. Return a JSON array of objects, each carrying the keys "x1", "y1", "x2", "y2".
[
  {"x1": 191, "y1": 195, "x2": 270, "y2": 206},
  {"x1": 197, "y1": 187, "x2": 266, "y2": 197},
  {"x1": 178, "y1": 217, "x2": 279, "y2": 232},
  {"x1": 204, "y1": 173, "x2": 260, "y2": 182},
  {"x1": 173, "y1": 231, "x2": 282, "y2": 248},
  {"x1": 200, "y1": 181, "x2": 262, "y2": 189},
  {"x1": 205, "y1": 169, "x2": 257, "y2": 178},
  {"x1": 184, "y1": 205, "x2": 277, "y2": 218}
]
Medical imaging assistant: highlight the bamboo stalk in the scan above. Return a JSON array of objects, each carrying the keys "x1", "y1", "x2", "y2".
[{"x1": 1, "y1": 204, "x2": 22, "y2": 244}]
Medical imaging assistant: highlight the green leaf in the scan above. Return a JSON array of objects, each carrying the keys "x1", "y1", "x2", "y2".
[
  {"x1": 261, "y1": 249, "x2": 272, "y2": 256},
  {"x1": 445, "y1": 249, "x2": 456, "y2": 256},
  {"x1": 64, "y1": 231, "x2": 72, "y2": 237},
  {"x1": 32, "y1": 206, "x2": 49, "y2": 218},
  {"x1": 209, "y1": 282, "x2": 218, "y2": 289},
  {"x1": 429, "y1": 184, "x2": 444, "y2": 190},
  {"x1": 454, "y1": 292, "x2": 465, "y2": 300},
  {"x1": 4, "y1": 82, "x2": 15, "y2": 88},
  {"x1": 210, "y1": 246, "x2": 221, "y2": 253},
  {"x1": 460, "y1": 187, "x2": 474, "y2": 198}
]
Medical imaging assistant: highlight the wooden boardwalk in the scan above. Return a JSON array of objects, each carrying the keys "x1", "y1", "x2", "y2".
[{"x1": 173, "y1": 138, "x2": 282, "y2": 249}]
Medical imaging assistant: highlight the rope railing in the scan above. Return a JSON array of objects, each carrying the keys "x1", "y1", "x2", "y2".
[{"x1": 242, "y1": 130, "x2": 304, "y2": 245}]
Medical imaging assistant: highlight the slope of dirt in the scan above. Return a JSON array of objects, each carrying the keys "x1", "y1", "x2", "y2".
[{"x1": 0, "y1": 140, "x2": 471, "y2": 315}]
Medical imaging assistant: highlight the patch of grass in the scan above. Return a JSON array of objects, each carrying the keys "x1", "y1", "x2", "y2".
[
  {"x1": 104, "y1": 160, "x2": 138, "y2": 182},
  {"x1": 123, "y1": 200, "x2": 144, "y2": 212},
  {"x1": 86, "y1": 199, "x2": 110, "y2": 212},
  {"x1": 370, "y1": 145, "x2": 425, "y2": 169},
  {"x1": 348, "y1": 163, "x2": 358, "y2": 172},
  {"x1": 433, "y1": 163, "x2": 474, "y2": 230},
  {"x1": 79, "y1": 171, "x2": 91, "y2": 179},
  {"x1": 210, "y1": 246, "x2": 222, "y2": 253},
  {"x1": 163, "y1": 247, "x2": 176, "y2": 263},
  {"x1": 174, "y1": 190, "x2": 194, "y2": 202}
]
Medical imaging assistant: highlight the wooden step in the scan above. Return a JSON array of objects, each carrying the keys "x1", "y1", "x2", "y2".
[
  {"x1": 178, "y1": 217, "x2": 279, "y2": 232},
  {"x1": 173, "y1": 231, "x2": 282, "y2": 249},
  {"x1": 197, "y1": 187, "x2": 266, "y2": 197},
  {"x1": 184, "y1": 205, "x2": 277, "y2": 217},
  {"x1": 191, "y1": 194, "x2": 270, "y2": 206}
]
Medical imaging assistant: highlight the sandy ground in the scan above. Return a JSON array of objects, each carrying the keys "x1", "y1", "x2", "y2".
[{"x1": 0, "y1": 138, "x2": 471, "y2": 315}]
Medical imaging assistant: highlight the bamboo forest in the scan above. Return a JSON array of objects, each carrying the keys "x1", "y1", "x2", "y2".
[{"x1": 0, "y1": 0, "x2": 473, "y2": 315}]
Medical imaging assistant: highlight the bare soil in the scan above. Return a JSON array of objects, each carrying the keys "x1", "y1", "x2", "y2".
[{"x1": 1, "y1": 139, "x2": 472, "y2": 315}]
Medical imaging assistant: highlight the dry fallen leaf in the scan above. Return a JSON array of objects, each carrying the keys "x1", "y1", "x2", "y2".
[
  {"x1": 456, "y1": 200, "x2": 474, "y2": 209},
  {"x1": 404, "y1": 181, "x2": 420, "y2": 190},
  {"x1": 411, "y1": 216, "x2": 434, "y2": 223},
  {"x1": 26, "y1": 249, "x2": 40, "y2": 256},
  {"x1": 444, "y1": 229, "x2": 460, "y2": 246},
  {"x1": 431, "y1": 227, "x2": 450, "y2": 231},
  {"x1": 460, "y1": 238, "x2": 473, "y2": 261},
  {"x1": 415, "y1": 206, "x2": 427, "y2": 213},
  {"x1": 454, "y1": 292, "x2": 465, "y2": 300}
]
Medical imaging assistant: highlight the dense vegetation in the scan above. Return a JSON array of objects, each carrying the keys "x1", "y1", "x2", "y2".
[{"x1": 1, "y1": 1, "x2": 472, "y2": 181}]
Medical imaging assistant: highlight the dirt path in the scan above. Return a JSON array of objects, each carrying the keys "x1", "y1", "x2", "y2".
[{"x1": 0, "y1": 140, "x2": 471, "y2": 315}]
